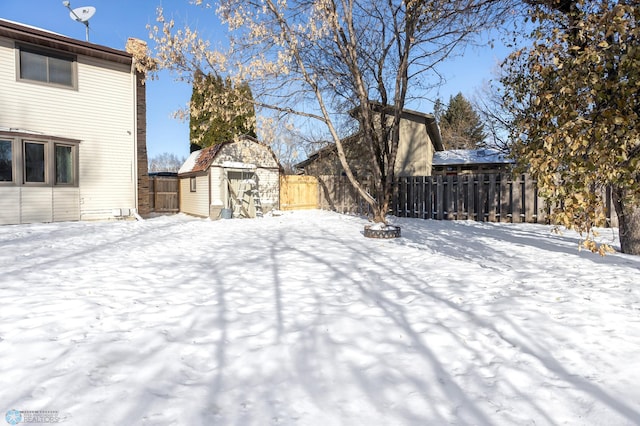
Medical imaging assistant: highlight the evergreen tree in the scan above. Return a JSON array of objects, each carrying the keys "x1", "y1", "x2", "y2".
[
  {"x1": 437, "y1": 92, "x2": 487, "y2": 150},
  {"x1": 189, "y1": 72, "x2": 257, "y2": 150},
  {"x1": 150, "y1": 0, "x2": 512, "y2": 225}
]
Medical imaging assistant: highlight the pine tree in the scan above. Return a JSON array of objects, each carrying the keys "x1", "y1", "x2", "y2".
[{"x1": 438, "y1": 92, "x2": 487, "y2": 150}]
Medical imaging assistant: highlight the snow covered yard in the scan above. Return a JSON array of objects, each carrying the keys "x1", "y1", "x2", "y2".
[{"x1": 1, "y1": 210, "x2": 639, "y2": 426}]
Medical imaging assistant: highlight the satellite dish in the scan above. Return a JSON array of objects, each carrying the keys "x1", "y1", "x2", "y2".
[
  {"x1": 63, "y1": 2, "x2": 95, "y2": 42},
  {"x1": 69, "y1": 6, "x2": 95, "y2": 23}
]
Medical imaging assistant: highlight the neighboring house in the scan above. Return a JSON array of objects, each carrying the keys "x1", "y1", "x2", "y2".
[
  {"x1": 296, "y1": 105, "x2": 444, "y2": 177},
  {"x1": 432, "y1": 148, "x2": 514, "y2": 176},
  {"x1": 0, "y1": 19, "x2": 149, "y2": 225},
  {"x1": 178, "y1": 135, "x2": 281, "y2": 219}
]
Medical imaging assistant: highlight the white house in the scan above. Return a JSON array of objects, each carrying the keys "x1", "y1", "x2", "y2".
[
  {"x1": 178, "y1": 135, "x2": 281, "y2": 219},
  {"x1": 0, "y1": 19, "x2": 149, "y2": 225}
]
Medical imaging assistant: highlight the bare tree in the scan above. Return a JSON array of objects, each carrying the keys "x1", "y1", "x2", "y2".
[
  {"x1": 149, "y1": 0, "x2": 512, "y2": 224},
  {"x1": 472, "y1": 80, "x2": 513, "y2": 153},
  {"x1": 148, "y1": 152, "x2": 186, "y2": 173}
]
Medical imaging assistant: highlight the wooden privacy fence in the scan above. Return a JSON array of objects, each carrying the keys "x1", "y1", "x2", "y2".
[
  {"x1": 280, "y1": 175, "x2": 319, "y2": 210},
  {"x1": 149, "y1": 175, "x2": 179, "y2": 213},
  {"x1": 315, "y1": 173, "x2": 619, "y2": 227},
  {"x1": 317, "y1": 175, "x2": 373, "y2": 216},
  {"x1": 395, "y1": 174, "x2": 542, "y2": 222}
]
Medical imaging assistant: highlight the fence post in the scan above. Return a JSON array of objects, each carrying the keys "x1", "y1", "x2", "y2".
[
  {"x1": 488, "y1": 174, "x2": 497, "y2": 222},
  {"x1": 476, "y1": 174, "x2": 485, "y2": 221},
  {"x1": 467, "y1": 174, "x2": 476, "y2": 221},
  {"x1": 425, "y1": 176, "x2": 432, "y2": 219},
  {"x1": 499, "y1": 174, "x2": 510, "y2": 222},
  {"x1": 445, "y1": 175, "x2": 454, "y2": 220},
  {"x1": 456, "y1": 175, "x2": 465, "y2": 220},
  {"x1": 413, "y1": 177, "x2": 420, "y2": 218},
  {"x1": 436, "y1": 175, "x2": 444, "y2": 220},
  {"x1": 153, "y1": 176, "x2": 158, "y2": 212},
  {"x1": 511, "y1": 174, "x2": 522, "y2": 222},
  {"x1": 524, "y1": 175, "x2": 536, "y2": 223}
]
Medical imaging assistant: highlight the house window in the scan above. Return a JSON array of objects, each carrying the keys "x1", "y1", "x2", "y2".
[
  {"x1": 190, "y1": 177, "x2": 197, "y2": 192},
  {"x1": 0, "y1": 134, "x2": 79, "y2": 187},
  {"x1": 18, "y1": 45, "x2": 75, "y2": 88},
  {"x1": 55, "y1": 144, "x2": 74, "y2": 184},
  {"x1": 24, "y1": 141, "x2": 46, "y2": 183},
  {"x1": 0, "y1": 140, "x2": 12, "y2": 182}
]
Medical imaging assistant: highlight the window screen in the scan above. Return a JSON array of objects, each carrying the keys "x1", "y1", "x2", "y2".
[
  {"x1": 55, "y1": 145, "x2": 73, "y2": 184},
  {"x1": 0, "y1": 140, "x2": 12, "y2": 182}
]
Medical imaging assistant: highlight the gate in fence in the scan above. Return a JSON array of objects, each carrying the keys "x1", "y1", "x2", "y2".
[{"x1": 149, "y1": 175, "x2": 179, "y2": 213}]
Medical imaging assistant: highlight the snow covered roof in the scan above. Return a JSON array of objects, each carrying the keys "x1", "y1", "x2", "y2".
[
  {"x1": 0, "y1": 19, "x2": 65, "y2": 37},
  {"x1": 0, "y1": 127, "x2": 44, "y2": 135},
  {"x1": 0, "y1": 19, "x2": 132, "y2": 65},
  {"x1": 178, "y1": 135, "x2": 279, "y2": 175},
  {"x1": 432, "y1": 149, "x2": 513, "y2": 166},
  {"x1": 178, "y1": 144, "x2": 227, "y2": 174}
]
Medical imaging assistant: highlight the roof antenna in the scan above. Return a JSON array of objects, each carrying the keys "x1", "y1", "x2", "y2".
[{"x1": 62, "y1": 1, "x2": 96, "y2": 42}]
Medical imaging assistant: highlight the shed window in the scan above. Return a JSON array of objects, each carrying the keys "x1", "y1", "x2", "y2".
[
  {"x1": 190, "y1": 177, "x2": 196, "y2": 192},
  {"x1": 0, "y1": 140, "x2": 12, "y2": 182},
  {"x1": 19, "y1": 46, "x2": 75, "y2": 88},
  {"x1": 24, "y1": 142, "x2": 46, "y2": 183}
]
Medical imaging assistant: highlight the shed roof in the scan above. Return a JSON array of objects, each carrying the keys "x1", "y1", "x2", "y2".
[
  {"x1": 432, "y1": 149, "x2": 513, "y2": 166},
  {"x1": 178, "y1": 135, "x2": 279, "y2": 175}
]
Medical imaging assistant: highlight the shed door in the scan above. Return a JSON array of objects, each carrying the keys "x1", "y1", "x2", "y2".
[{"x1": 226, "y1": 170, "x2": 257, "y2": 218}]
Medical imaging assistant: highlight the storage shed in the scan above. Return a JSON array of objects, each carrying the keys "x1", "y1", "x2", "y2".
[{"x1": 178, "y1": 135, "x2": 281, "y2": 219}]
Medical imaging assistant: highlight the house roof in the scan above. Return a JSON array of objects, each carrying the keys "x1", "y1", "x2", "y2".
[
  {"x1": 352, "y1": 102, "x2": 444, "y2": 152},
  {"x1": 295, "y1": 105, "x2": 444, "y2": 170},
  {"x1": 0, "y1": 19, "x2": 132, "y2": 65},
  {"x1": 178, "y1": 135, "x2": 279, "y2": 175},
  {"x1": 432, "y1": 149, "x2": 513, "y2": 166}
]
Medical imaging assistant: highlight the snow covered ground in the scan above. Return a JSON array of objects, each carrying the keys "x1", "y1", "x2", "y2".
[{"x1": 1, "y1": 210, "x2": 639, "y2": 426}]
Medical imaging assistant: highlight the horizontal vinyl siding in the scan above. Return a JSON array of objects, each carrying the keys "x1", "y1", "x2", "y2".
[
  {"x1": 0, "y1": 36, "x2": 136, "y2": 222},
  {"x1": 0, "y1": 186, "x2": 80, "y2": 224},
  {"x1": 0, "y1": 187, "x2": 20, "y2": 224},
  {"x1": 210, "y1": 167, "x2": 224, "y2": 205},
  {"x1": 180, "y1": 175, "x2": 209, "y2": 217},
  {"x1": 21, "y1": 187, "x2": 53, "y2": 223},
  {"x1": 53, "y1": 187, "x2": 80, "y2": 221}
]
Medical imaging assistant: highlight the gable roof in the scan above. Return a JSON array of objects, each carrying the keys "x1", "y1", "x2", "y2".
[
  {"x1": 0, "y1": 19, "x2": 132, "y2": 65},
  {"x1": 352, "y1": 102, "x2": 444, "y2": 152},
  {"x1": 178, "y1": 135, "x2": 280, "y2": 175},
  {"x1": 295, "y1": 106, "x2": 444, "y2": 170}
]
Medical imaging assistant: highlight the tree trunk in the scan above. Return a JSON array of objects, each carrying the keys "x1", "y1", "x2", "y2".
[
  {"x1": 612, "y1": 186, "x2": 640, "y2": 255},
  {"x1": 371, "y1": 191, "x2": 391, "y2": 224}
]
